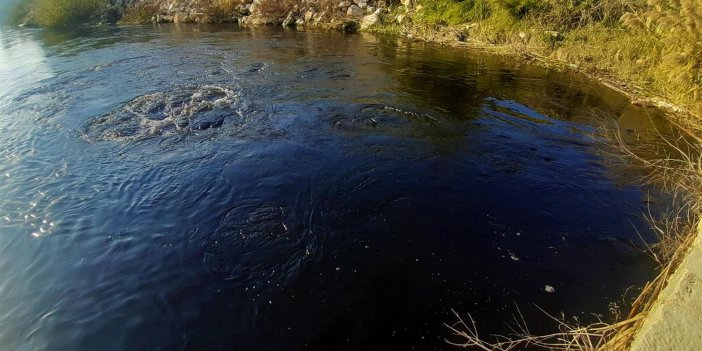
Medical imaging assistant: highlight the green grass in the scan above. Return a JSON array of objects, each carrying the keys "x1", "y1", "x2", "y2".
[
  {"x1": 411, "y1": 0, "x2": 702, "y2": 128},
  {"x1": 414, "y1": 0, "x2": 491, "y2": 25}
]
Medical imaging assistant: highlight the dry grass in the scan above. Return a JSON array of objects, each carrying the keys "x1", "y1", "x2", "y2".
[
  {"x1": 253, "y1": 0, "x2": 297, "y2": 19},
  {"x1": 201, "y1": 0, "x2": 241, "y2": 22},
  {"x1": 120, "y1": 1, "x2": 163, "y2": 24},
  {"x1": 614, "y1": 120, "x2": 702, "y2": 266}
]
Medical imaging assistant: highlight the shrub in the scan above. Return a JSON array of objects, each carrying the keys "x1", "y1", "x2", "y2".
[{"x1": 34, "y1": 0, "x2": 107, "y2": 27}]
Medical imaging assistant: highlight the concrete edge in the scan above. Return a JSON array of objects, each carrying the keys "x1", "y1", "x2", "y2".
[{"x1": 629, "y1": 220, "x2": 702, "y2": 351}]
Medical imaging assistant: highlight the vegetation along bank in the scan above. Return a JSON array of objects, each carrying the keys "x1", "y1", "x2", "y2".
[{"x1": 6, "y1": 0, "x2": 702, "y2": 134}]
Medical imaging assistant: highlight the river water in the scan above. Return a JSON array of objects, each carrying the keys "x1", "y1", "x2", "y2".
[{"x1": 0, "y1": 25, "x2": 674, "y2": 350}]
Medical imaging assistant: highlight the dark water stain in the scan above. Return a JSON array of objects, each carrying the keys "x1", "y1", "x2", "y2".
[{"x1": 0, "y1": 25, "x2": 679, "y2": 351}]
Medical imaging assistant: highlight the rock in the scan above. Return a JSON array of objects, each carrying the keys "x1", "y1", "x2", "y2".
[
  {"x1": 339, "y1": 1, "x2": 351, "y2": 8},
  {"x1": 251, "y1": 16, "x2": 275, "y2": 25},
  {"x1": 347, "y1": 5, "x2": 364, "y2": 17},
  {"x1": 282, "y1": 11, "x2": 296, "y2": 26},
  {"x1": 358, "y1": 1, "x2": 368, "y2": 9},
  {"x1": 366, "y1": 6, "x2": 375, "y2": 14},
  {"x1": 296, "y1": 18, "x2": 305, "y2": 26},
  {"x1": 304, "y1": 10, "x2": 315, "y2": 23},
  {"x1": 340, "y1": 20, "x2": 360, "y2": 33},
  {"x1": 361, "y1": 13, "x2": 379, "y2": 30}
]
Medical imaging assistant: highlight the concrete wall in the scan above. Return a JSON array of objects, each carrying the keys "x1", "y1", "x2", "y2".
[{"x1": 630, "y1": 221, "x2": 702, "y2": 351}]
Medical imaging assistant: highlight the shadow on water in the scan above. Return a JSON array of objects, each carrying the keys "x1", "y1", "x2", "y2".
[{"x1": 0, "y1": 24, "x2": 682, "y2": 351}]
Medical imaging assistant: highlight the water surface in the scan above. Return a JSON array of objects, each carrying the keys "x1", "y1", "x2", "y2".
[{"x1": 0, "y1": 25, "x2": 674, "y2": 350}]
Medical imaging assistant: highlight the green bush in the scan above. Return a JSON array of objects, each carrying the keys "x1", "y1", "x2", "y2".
[{"x1": 34, "y1": 0, "x2": 106, "y2": 27}]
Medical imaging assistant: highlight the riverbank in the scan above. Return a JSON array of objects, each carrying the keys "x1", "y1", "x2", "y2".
[{"x1": 9, "y1": 0, "x2": 701, "y2": 137}]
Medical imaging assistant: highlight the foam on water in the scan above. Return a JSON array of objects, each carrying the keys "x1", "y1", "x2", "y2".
[{"x1": 83, "y1": 85, "x2": 238, "y2": 142}]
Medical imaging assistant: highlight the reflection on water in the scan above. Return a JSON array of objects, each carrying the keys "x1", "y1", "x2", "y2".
[{"x1": 0, "y1": 24, "x2": 678, "y2": 351}]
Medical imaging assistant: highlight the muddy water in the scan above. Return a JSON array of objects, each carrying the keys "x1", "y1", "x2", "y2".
[{"x1": 0, "y1": 25, "x2": 675, "y2": 350}]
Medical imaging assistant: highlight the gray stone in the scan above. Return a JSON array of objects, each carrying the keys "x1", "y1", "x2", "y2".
[
  {"x1": 347, "y1": 5, "x2": 364, "y2": 17},
  {"x1": 361, "y1": 13, "x2": 379, "y2": 29}
]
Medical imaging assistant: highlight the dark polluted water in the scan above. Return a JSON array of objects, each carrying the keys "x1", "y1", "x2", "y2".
[{"x1": 0, "y1": 25, "x2": 677, "y2": 350}]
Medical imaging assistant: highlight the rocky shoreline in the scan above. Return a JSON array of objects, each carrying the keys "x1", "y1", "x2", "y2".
[{"x1": 104, "y1": 0, "x2": 411, "y2": 32}]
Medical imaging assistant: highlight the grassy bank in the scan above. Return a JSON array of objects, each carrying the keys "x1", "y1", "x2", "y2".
[{"x1": 376, "y1": 0, "x2": 702, "y2": 135}]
